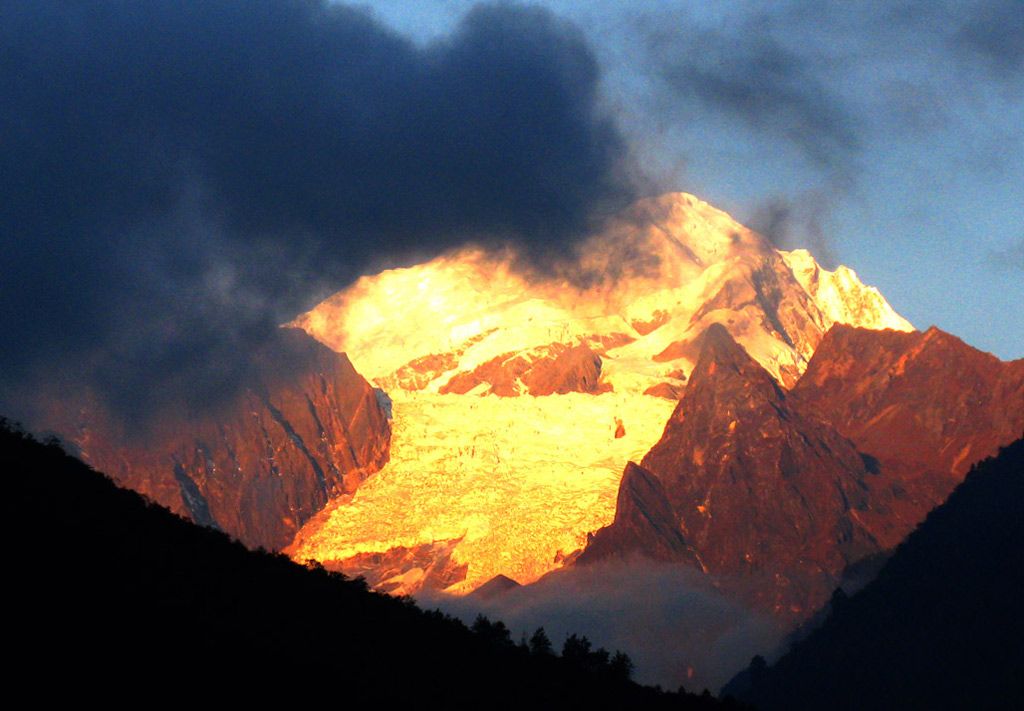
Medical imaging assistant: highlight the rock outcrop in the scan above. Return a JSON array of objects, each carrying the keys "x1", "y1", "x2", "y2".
[
  {"x1": 789, "y1": 324, "x2": 1024, "y2": 551},
  {"x1": 586, "y1": 324, "x2": 881, "y2": 618},
  {"x1": 41, "y1": 328, "x2": 390, "y2": 550},
  {"x1": 577, "y1": 461, "x2": 699, "y2": 566},
  {"x1": 796, "y1": 323, "x2": 1024, "y2": 477},
  {"x1": 438, "y1": 343, "x2": 609, "y2": 397},
  {"x1": 471, "y1": 574, "x2": 523, "y2": 600}
]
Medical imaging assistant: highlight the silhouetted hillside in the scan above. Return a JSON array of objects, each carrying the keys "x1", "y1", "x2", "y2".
[
  {"x1": 3, "y1": 418, "x2": 738, "y2": 708},
  {"x1": 727, "y1": 435, "x2": 1024, "y2": 710}
]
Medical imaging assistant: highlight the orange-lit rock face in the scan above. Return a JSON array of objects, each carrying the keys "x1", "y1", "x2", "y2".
[
  {"x1": 604, "y1": 325, "x2": 882, "y2": 620},
  {"x1": 793, "y1": 324, "x2": 1024, "y2": 538},
  {"x1": 36, "y1": 329, "x2": 391, "y2": 551},
  {"x1": 288, "y1": 193, "x2": 913, "y2": 594},
  {"x1": 583, "y1": 323, "x2": 1024, "y2": 621}
]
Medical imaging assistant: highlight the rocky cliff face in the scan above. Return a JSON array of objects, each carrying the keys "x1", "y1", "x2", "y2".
[
  {"x1": 42, "y1": 328, "x2": 390, "y2": 550},
  {"x1": 438, "y1": 343, "x2": 610, "y2": 397},
  {"x1": 582, "y1": 323, "x2": 1024, "y2": 620},
  {"x1": 795, "y1": 324, "x2": 1024, "y2": 480},
  {"x1": 576, "y1": 461, "x2": 700, "y2": 567},
  {"x1": 788, "y1": 325, "x2": 1024, "y2": 552},
  {"x1": 585, "y1": 324, "x2": 882, "y2": 619}
]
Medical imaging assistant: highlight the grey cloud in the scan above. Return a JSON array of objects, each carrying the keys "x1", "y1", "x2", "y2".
[
  {"x1": 624, "y1": 0, "x2": 1022, "y2": 270},
  {"x1": 988, "y1": 239, "x2": 1024, "y2": 272},
  {"x1": 747, "y1": 192, "x2": 839, "y2": 269},
  {"x1": 418, "y1": 557, "x2": 782, "y2": 694},
  {"x1": 639, "y1": 12, "x2": 860, "y2": 179},
  {"x1": 949, "y1": 0, "x2": 1024, "y2": 79}
]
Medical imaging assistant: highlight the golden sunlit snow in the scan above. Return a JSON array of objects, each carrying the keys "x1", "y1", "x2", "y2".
[
  {"x1": 288, "y1": 390, "x2": 676, "y2": 593},
  {"x1": 293, "y1": 194, "x2": 911, "y2": 390},
  {"x1": 287, "y1": 193, "x2": 913, "y2": 594}
]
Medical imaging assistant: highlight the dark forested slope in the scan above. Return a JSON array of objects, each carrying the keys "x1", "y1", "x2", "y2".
[{"x1": 3, "y1": 418, "x2": 737, "y2": 708}]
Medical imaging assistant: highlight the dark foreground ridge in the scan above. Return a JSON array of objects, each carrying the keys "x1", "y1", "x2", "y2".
[
  {"x1": 3, "y1": 418, "x2": 740, "y2": 708},
  {"x1": 727, "y1": 435, "x2": 1024, "y2": 710}
]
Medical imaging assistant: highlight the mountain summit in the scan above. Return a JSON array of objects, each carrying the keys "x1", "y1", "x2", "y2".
[
  {"x1": 293, "y1": 193, "x2": 911, "y2": 393},
  {"x1": 288, "y1": 193, "x2": 913, "y2": 594}
]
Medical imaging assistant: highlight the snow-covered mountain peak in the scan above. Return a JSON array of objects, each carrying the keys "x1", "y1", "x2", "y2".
[
  {"x1": 780, "y1": 248, "x2": 913, "y2": 334},
  {"x1": 286, "y1": 192, "x2": 914, "y2": 595},
  {"x1": 292, "y1": 191, "x2": 910, "y2": 393}
]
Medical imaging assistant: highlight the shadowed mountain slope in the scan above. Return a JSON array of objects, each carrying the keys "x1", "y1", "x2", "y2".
[{"x1": 729, "y1": 436, "x2": 1024, "y2": 710}]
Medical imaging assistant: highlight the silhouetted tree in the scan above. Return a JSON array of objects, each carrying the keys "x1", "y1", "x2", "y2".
[
  {"x1": 562, "y1": 633, "x2": 592, "y2": 660},
  {"x1": 609, "y1": 650, "x2": 634, "y2": 680},
  {"x1": 829, "y1": 587, "x2": 848, "y2": 613},
  {"x1": 530, "y1": 627, "x2": 554, "y2": 656},
  {"x1": 471, "y1": 614, "x2": 513, "y2": 647}
]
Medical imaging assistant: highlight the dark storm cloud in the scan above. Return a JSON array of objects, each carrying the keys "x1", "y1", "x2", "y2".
[{"x1": 0, "y1": 0, "x2": 635, "y2": 420}]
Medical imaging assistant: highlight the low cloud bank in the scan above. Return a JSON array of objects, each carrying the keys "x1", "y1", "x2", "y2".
[{"x1": 419, "y1": 557, "x2": 783, "y2": 694}]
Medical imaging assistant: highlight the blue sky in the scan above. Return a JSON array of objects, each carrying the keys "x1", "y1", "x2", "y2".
[{"x1": 363, "y1": 0, "x2": 1024, "y2": 359}]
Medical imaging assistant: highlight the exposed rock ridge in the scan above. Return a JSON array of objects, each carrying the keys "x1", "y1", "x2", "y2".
[
  {"x1": 796, "y1": 324, "x2": 1024, "y2": 477},
  {"x1": 438, "y1": 342, "x2": 609, "y2": 397},
  {"x1": 791, "y1": 323, "x2": 1024, "y2": 545},
  {"x1": 577, "y1": 461, "x2": 700, "y2": 567},
  {"x1": 42, "y1": 328, "x2": 390, "y2": 550},
  {"x1": 585, "y1": 323, "x2": 880, "y2": 618}
]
